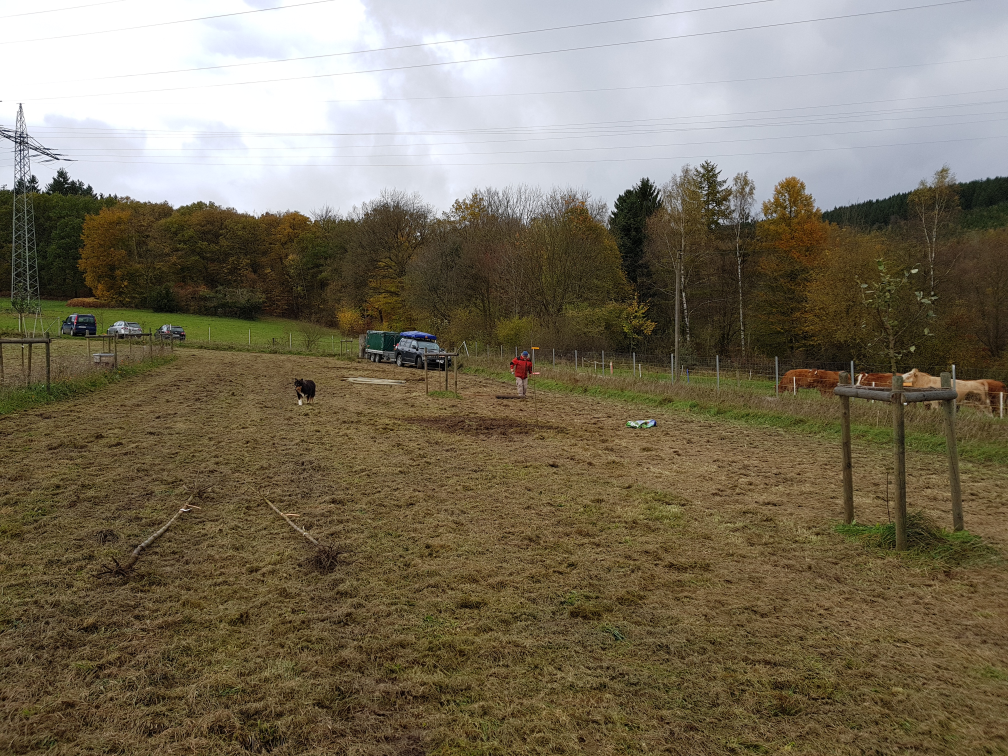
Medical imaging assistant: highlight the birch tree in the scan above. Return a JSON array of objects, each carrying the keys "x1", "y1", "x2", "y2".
[
  {"x1": 728, "y1": 172, "x2": 756, "y2": 354},
  {"x1": 907, "y1": 164, "x2": 959, "y2": 297}
]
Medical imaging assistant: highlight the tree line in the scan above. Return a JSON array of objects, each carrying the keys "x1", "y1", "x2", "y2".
[{"x1": 1, "y1": 166, "x2": 1006, "y2": 373}]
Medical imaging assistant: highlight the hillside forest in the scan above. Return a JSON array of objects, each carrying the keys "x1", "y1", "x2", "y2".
[{"x1": 2, "y1": 166, "x2": 1007, "y2": 375}]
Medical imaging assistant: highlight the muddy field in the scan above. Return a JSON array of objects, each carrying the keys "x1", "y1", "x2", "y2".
[{"x1": 1, "y1": 349, "x2": 1006, "y2": 755}]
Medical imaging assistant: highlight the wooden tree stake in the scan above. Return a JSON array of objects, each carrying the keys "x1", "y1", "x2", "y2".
[
  {"x1": 839, "y1": 371, "x2": 854, "y2": 524},
  {"x1": 892, "y1": 374, "x2": 907, "y2": 551},
  {"x1": 941, "y1": 372, "x2": 964, "y2": 531}
]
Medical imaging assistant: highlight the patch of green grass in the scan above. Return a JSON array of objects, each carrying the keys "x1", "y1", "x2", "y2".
[
  {"x1": 836, "y1": 511, "x2": 1001, "y2": 567},
  {"x1": 1, "y1": 300, "x2": 346, "y2": 354},
  {"x1": 0, "y1": 355, "x2": 175, "y2": 416},
  {"x1": 428, "y1": 390, "x2": 460, "y2": 399}
]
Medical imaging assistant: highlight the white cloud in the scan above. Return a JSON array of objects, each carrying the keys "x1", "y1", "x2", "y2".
[{"x1": 2, "y1": 0, "x2": 1005, "y2": 213}]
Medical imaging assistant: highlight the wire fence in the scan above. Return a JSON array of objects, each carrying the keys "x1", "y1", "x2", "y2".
[{"x1": 460, "y1": 343, "x2": 999, "y2": 384}]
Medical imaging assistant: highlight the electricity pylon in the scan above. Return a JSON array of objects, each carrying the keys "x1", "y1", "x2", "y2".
[{"x1": 1, "y1": 104, "x2": 67, "y2": 334}]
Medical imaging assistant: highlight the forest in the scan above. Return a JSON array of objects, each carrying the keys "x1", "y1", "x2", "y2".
[{"x1": 2, "y1": 165, "x2": 1007, "y2": 375}]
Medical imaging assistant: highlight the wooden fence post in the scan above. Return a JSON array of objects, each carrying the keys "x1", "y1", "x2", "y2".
[
  {"x1": 892, "y1": 374, "x2": 907, "y2": 551},
  {"x1": 424, "y1": 354, "x2": 428, "y2": 394},
  {"x1": 454, "y1": 354, "x2": 458, "y2": 398},
  {"x1": 113, "y1": 335, "x2": 118, "y2": 370},
  {"x1": 941, "y1": 372, "x2": 964, "y2": 531},
  {"x1": 27, "y1": 343, "x2": 32, "y2": 384},
  {"x1": 839, "y1": 371, "x2": 854, "y2": 524}
]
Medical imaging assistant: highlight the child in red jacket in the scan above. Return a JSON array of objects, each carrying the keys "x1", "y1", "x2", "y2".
[{"x1": 510, "y1": 351, "x2": 533, "y2": 397}]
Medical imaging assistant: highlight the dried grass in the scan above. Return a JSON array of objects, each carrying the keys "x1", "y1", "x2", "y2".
[{"x1": 0, "y1": 349, "x2": 1006, "y2": 754}]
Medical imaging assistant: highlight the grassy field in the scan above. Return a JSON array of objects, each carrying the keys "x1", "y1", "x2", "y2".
[
  {"x1": 0, "y1": 301, "x2": 349, "y2": 354},
  {"x1": 1, "y1": 350, "x2": 1006, "y2": 754}
]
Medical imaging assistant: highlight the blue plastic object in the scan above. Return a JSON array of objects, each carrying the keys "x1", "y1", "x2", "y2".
[
  {"x1": 400, "y1": 330, "x2": 437, "y2": 341},
  {"x1": 626, "y1": 419, "x2": 657, "y2": 428}
]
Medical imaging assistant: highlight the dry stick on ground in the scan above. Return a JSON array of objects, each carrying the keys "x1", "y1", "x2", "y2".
[
  {"x1": 101, "y1": 496, "x2": 196, "y2": 577},
  {"x1": 261, "y1": 493, "x2": 341, "y2": 571}
]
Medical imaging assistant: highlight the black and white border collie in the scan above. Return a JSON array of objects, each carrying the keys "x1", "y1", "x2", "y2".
[{"x1": 294, "y1": 378, "x2": 316, "y2": 406}]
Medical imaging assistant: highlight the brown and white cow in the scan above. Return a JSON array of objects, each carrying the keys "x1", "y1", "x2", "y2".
[
  {"x1": 855, "y1": 372, "x2": 894, "y2": 388},
  {"x1": 902, "y1": 368, "x2": 992, "y2": 415},
  {"x1": 777, "y1": 369, "x2": 817, "y2": 395},
  {"x1": 979, "y1": 379, "x2": 1007, "y2": 413},
  {"x1": 810, "y1": 370, "x2": 841, "y2": 397}
]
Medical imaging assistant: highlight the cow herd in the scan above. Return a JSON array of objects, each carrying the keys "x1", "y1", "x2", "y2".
[{"x1": 777, "y1": 368, "x2": 1007, "y2": 416}]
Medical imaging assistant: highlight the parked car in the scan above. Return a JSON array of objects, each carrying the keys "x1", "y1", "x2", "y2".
[
  {"x1": 393, "y1": 331, "x2": 451, "y2": 370},
  {"x1": 156, "y1": 324, "x2": 186, "y2": 341},
  {"x1": 108, "y1": 320, "x2": 143, "y2": 338},
  {"x1": 60, "y1": 313, "x2": 97, "y2": 336}
]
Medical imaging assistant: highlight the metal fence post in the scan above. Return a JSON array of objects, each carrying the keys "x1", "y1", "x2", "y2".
[
  {"x1": 45, "y1": 339, "x2": 51, "y2": 393},
  {"x1": 839, "y1": 372, "x2": 854, "y2": 524},
  {"x1": 716, "y1": 355, "x2": 720, "y2": 392},
  {"x1": 775, "y1": 356, "x2": 779, "y2": 397}
]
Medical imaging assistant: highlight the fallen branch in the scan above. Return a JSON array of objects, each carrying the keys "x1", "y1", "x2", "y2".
[
  {"x1": 262, "y1": 494, "x2": 319, "y2": 546},
  {"x1": 261, "y1": 493, "x2": 342, "y2": 571},
  {"x1": 100, "y1": 496, "x2": 196, "y2": 577}
]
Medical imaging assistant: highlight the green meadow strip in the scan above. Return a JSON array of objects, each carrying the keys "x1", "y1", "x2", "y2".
[
  {"x1": 0, "y1": 356, "x2": 176, "y2": 416},
  {"x1": 465, "y1": 366, "x2": 1008, "y2": 466}
]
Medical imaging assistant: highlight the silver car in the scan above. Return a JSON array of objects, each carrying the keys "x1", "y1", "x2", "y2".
[{"x1": 108, "y1": 320, "x2": 143, "y2": 338}]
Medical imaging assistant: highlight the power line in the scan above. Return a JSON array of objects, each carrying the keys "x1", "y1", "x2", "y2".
[
  {"x1": 20, "y1": 0, "x2": 980, "y2": 101},
  {"x1": 25, "y1": 54, "x2": 1007, "y2": 110},
  {"x1": 50, "y1": 115, "x2": 1008, "y2": 161},
  {"x1": 25, "y1": 89, "x2": 1008, "y2": 142},
  {"x1": 0, "y1": 0, "x2": 131, "y2": 20},
  {"x1": 37, "y1": 0, "x2": 778, "y2": 85},
  {"x1": 56, "y1": 133, "x2": 1008, "y2": 169},
  {"x1": 0, "y1": 0, "x2": 342, "y2": 46}
]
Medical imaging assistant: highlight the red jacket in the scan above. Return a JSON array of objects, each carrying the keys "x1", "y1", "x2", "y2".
[{"x1": 511, "y1": 357, "x2": 533, "y2": 379}]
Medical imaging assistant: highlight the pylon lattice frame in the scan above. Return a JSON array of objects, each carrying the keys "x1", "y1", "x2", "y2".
[{"x1": 11, "y1": 105, "x2": 41, "y2": 319}]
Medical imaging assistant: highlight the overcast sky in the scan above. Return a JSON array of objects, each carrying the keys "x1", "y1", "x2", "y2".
[{"x1": 1, "y1": 0, "x2": 1005, "y2": 216}]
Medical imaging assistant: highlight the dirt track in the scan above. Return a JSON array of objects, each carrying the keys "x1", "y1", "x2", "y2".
[{"x1": 1, "y1": 349, "x2": 1006, "y2": 755}]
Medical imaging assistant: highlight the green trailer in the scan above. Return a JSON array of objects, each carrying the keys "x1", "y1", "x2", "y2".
[{"x1": 365, "y1": 330, "x2": 400, "y2": 362}]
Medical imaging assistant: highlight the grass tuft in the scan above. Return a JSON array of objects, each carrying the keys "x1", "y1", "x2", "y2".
[
  {"x1": 427, "y1": 390, "x2": 460, "y2": 399},
  {"x1": 836, "y1": 511, "x2": 1001, "y2": 566}
]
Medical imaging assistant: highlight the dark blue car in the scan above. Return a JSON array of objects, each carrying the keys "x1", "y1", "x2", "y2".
[
  {"x1": 60, "y1": 313, "x2": 97, "y2": 336},
  {"x1": 393, "y1": 331, "x2": 451, "y2": 370}
]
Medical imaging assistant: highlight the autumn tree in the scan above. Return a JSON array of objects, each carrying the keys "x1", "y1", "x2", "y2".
[
  {"x1": 952, "y1": 229, "x2": 1008, "y2": 359},
  {"x1": 78, "y1": 201, "x2": 173, "y2": 304},
  {"x1": 523, "y1": 190, "x2": 625, "y2": 322},
  {"x1": 757, "y1": 176, "x2": 828, "y2": 355},
  {"x1": 343, "y1": 190, "x2": 431, "y2": 327}
]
